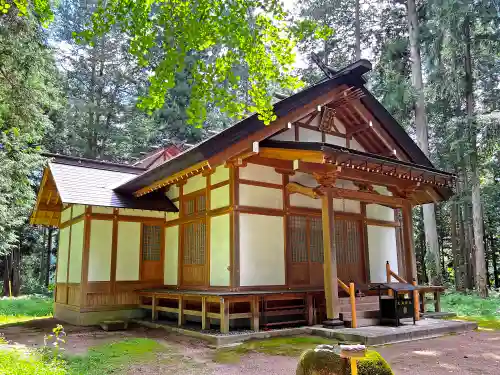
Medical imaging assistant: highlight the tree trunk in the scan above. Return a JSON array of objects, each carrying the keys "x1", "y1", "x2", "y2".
[
  {"x1": 492, "y1": 241, "x2": 499, "y2": 289},
  {"x1": 464, "y1": 15, "x2": 487, "y2": 297},
  {"x1": 407, "y1": 0, "x2": 442, "y2": 285},
  {"x1": 354, "y1": 0, "x2": 361, "y2": 60},
  {"x1": 451, "y1": 197, "x2": 461, "y2": 289},
  {"x1": 45, "y1": 227, "x2": 53, "y2": 288}
]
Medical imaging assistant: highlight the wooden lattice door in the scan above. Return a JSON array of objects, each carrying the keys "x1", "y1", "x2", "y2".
[
  {"x1": 181, "y1": 220, "x2": 207, "y2": 286},
  {"x1": 141, "y1": 224, "x2": 164, "y2": 282},
  {"x1": 335, "y1": 218, "x2": 365, "y2": 285}
]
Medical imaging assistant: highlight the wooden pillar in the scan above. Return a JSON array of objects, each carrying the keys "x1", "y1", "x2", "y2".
[
  {"x1": 178, "y1": 296, "x2": 185, "y2": 326},
  {"x1": 402, "y1": 202, "x2": 417, "y2": 283},
  {"x1": 220, "y1": 298, "x2": 230, "y2": 333},
  {"x1": 201, "y1": 297, "x2": 208, "y2": 330},
  {"x1": 434, "y1": 291, "x2": 441, "y2": 312},
  {"x1": 307, "y1": 294, "x2": 314, "y2": 326},
  {"x1": 152, "y1": 295, "x2": 158, "y2": 321},
  {"x1": 321, "y1": 190, "x2": 340, "y2": 320},
  {"x1": 251, "y1": 296, "x2": 259, "y2": 332}
]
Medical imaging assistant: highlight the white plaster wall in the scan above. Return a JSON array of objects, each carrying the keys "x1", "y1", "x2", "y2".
[
  {"x1": 367, "y1": 225, "x2": 399, "y2": 283},
  {"x1": 119, "y1": 208, "x2": 165, "y2": 218},
  {"x1": 88, "y1": 219, "x2": 113, "y2": 281},
  {"x1": 239, "y1": 214, "x2": 285, "y2": 286},
  {"x1": 92, "y1": 206, "x2": 114, "y2": 214},
  {"x1": 211, "y1": 184, "x2": 230, "y2": 210},
  {"x1": 290, "y1": 171, "x2": 317, "y2": 187},
  {"x1": 164, "y1": 225, "x2": 179, "y2": 285},
  {"x1": 166, "y1": 184, "x2": 179, "y2": 200},
  {"x1": 366, "y1": 204, "x2": 395, "y2": 221},
  {"x1": 72, "y1": 205, "x2": 85, "y2": 218},
  {"x1": 60, "y1": 208, "x2": 72, "y2": 223},
  {"x1": 373, "y1": 185, "x2": 392, "y2": 196},
  {"x1": 166, "y1": 211, "x2": 180, "y2": 221},
  {"x1": 57, "y1": 227, "x2": 70, "y2": 282},
  {"x1": 239, "y1": 184, "x2": 283, "y2": 210},
  {"x1": 290, "y1": 193, "x2": 322, "y2": 209},
  {"x1": 116, "y1": 222, "x2": 140, "y2": 281},
  {"x1": 336, "y1": 179, "x2": 358, "y2": 190},
  {"x1": 211, "y1": 167, "x2": 230, "y2": 185},
  {"x1": 325, "y1": 134, "x2": 347, "y2": 146},
  {"x1": 270, "y1": 128, "x2": 295, "y2": 141},
  {"x1": 68, "y1": 221, "x2": 84, "y2": 283},
  {"x1": 336, "y1": 199, "x2": 361, "y2": 213},
  {"x1": 239, "y1": 163, "x2": 282, "y2": 185},
  {"x1": 210, "y1": 214, "x2": 231, "y2": 286},
  {"x1": 184, "y1": 174, "x2": 207, "y2": 194},
  {"x1": 299, "y1": 127, "x2": 322, "y2": 142}
]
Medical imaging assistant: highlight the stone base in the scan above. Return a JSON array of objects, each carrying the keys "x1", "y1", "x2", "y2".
[
  {"x1": 323, "y1": 319, "x2": 344, "y2": 328},
  {"x1": 54, "y1": 303, "x2": 146, "y2": 326}
]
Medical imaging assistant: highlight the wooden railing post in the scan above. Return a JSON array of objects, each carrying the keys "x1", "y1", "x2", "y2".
[
  {"x1": 386, "y1": 261, "x2": 393, "y2": 297},
  {"x1": 349, "y1": 282, "x2": 357, "y2": 329},
  {"x1": 412, "y1": 279, "x2": 420, "y2": 321}
]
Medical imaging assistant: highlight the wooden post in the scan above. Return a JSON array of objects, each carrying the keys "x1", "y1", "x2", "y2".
[
  {"x1": 402, "y1": 202, "x2": 417, "y2": 282},
  {"x1": 434, "y1": 291, "x2": 441, "y2": 312},
  {"x1": 321, "y1": 190, "x2": 340, "y2": 320},
  {"x1": 178, "y1": 296, "x2": 185, "y2": 326},
  {"x1": 351, "y1": 359, "x2": 358, "y2": 375},
  {"x1": 201, "y1": 297, "x2": 207, "y2": 330},
  {"x1": 386, "y1": 261, "x2": 393, "y2": 297},
  {"x1": 251, "y1": 296, "x2": 260, "y2": 332},
  {"x1": 349, "y1": 282, "x2": 357, "y2": 329},
  {"x1": 152, "y1": 295, "x2": 158, "y2": 321},
  {"x1": 220, "y1": 298, "x2": 230, "y2": 333},
  {"x1": 412, "y1": 279, "x2": 420, "y2": 321},
  {"x1": 420, "y1": 291, "x2": 426, "y2": 313},
  {"x1": 307, "y1": 294, "x2": 314, "y2": 326}
]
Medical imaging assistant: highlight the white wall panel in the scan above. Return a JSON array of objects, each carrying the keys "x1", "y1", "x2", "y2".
[
  {"x1": 72, "y1": 205, "x2": 85, "y2": 218},
  {"x1": 56, "y1": 227, "x2": 70, "y2": 282},
  {"x1": 184, "y1": 174, "x2": 207, "y2": 194},
  {"x1": 164, "y1": 225, "x2": 179, "y2": 285},
  {"x1": 239, "y1": 163, "x2": 282, "y2": 185},
  {"x1": 211, "y1": 184, "x2": 230, "y2": 210},
  {"x1": 88, "y1": 219, "x2": 113, "y2": 281},
  {"x1": 116, "y1": 222, "x2": 140, "y2": 281},
  {"x1": 92, "y1": 206, "x2": 114, "y2": 214},
  {"x1": 68, "y1": 221, "x2": 84, "y2": 283},
  {"x1": 367, "y1": 225, "x2": 398, "y2": 283},
  {"x1": 270, "y1": 128, "x2": 295, "y2": 141},
  {"x1": 210, "y1": 214, "x2": 231, "y2": 286},
  {"x1": 366, "y1": 204, "x2": 395, "y2": 221},
  {"x1": 299, "y1": 127, "x2": 322, "y2": 142},
  {"x1": 60, "y1": 208, "x2": 72, "y2": 223},
  {"x1": 211, "y1": 167, "x2": 230, "y2": 185},
  {"x1": 119, "y1": 208, "x2": 165, "y2": 218},
  {"x1": 239, "y1": 214, "x2": 285, "y2": 286},
  {"x1": 239, "y1": 184, "x2": 283, "y2": 210},
  {"x1": 166, "y1": 184, "x2": 179, "y2": 199}
]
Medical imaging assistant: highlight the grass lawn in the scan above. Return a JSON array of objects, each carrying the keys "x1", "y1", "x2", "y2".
[
  {"x1": 440, "y1": 291, "x2": 500, "y2": 329},
  {"x1": 214, "y1": 335, "x2": 337, "y2": 363},
  {"x1": 0, "y1": 295, "x2": 53, "y2": 325}
]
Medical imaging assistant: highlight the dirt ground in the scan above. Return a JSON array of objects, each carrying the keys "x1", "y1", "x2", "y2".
[{"x1": 2, "y1": 318, "x2": 499, "y2": 375}]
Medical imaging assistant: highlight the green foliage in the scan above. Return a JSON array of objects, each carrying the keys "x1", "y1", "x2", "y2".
[
  {"x1": 440, "y1": 292, "x2": 500, "y2": 321},
  {"x1": 1, "y1": 0, "x2": 53, "y2": 26},
  {"x1": 66, "y1": 338, "x2": 164, "y2": 375},
  {"x1": 0, "y1": 295, "x2": 53, "y2": 325},
  {"x1": 215, "y1": 336, "x2": 336, "y2": 363},
  {"x1": 74, "y1": 0, "x2": 321, "y2": 126},
  {"x1": 0, "y1": 348, "x2": 67, "y2": 375}
]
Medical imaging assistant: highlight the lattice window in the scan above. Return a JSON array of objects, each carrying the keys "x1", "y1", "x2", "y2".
[
  {"x1": 142, "y1": 225, "x2": 161, "y2": 261},
  {"x1": 289, "y1": 216, "x2": 308, "y2": 263},
  {"x1": 183, "y1": 221, "x2": 206, "y2": 265},
  {"x1": 183, "y1": 193, "x2": 207, "y2": 216},
  {"x1": 310, "y1": 217, "x2": 324, "y2": 262}
]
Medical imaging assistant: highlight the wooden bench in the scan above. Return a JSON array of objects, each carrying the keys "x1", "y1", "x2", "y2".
[
  {"x1": 138, "y1": 289, "x2": 323, "y2": 333},
  {"x1": 416, "y1": 286, "x2": 445, "y2": 313}
]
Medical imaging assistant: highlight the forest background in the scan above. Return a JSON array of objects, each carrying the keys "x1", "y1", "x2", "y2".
[{"x1": 1, "y1": 0, "x2": 500, "y2": 299}]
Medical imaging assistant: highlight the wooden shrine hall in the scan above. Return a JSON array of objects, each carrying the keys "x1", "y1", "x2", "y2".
[{"x1": 30, "y1": 59, "x2": 454, "y2": 331}]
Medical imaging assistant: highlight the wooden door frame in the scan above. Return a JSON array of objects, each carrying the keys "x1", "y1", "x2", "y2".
[{"x1": 139, "y1": 222, "x2": 165, "y2": 284}]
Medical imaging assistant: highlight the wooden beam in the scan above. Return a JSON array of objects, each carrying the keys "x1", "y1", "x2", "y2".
[
  {"x1": 322, "y1": 190, "x2": 340, "y2": 320},
  {"x1": 402, "y1": 202, "x2": 417, "y2": 282},
  {"x1": 322, "y1": 186, "x2": 407, "y2": 207},
  {"x1": 286, "y1": 182, "x2": 321, "y2": 199}
]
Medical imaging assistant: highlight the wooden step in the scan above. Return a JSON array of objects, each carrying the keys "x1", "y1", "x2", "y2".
[{"x1": 339, "y1": 296, "x2": 379, "y2": 305}]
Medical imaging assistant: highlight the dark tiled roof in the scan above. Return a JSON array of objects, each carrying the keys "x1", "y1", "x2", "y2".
[
  {"x1": 115, "y1": 59, "x2": 437, "y2": 194},
  {"x1": 49, "y1": 162, "x2": 178, "y2": 212}
]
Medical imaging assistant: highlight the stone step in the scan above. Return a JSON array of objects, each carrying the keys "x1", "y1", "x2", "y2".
[
  {"x1": 342, "y1": 317, "x2": 380, "y2": 328},
  {"x1": 339, "y1": 296, "x2": 379, "y2": 305}
]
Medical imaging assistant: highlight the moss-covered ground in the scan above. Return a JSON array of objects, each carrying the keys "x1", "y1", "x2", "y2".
[{"x1": 0, "y1": 295, "x2": 53, "y2": 325}]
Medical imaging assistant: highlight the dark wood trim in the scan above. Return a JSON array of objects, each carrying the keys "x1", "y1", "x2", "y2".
[
  {"x1": 65, "y1": 206, "x2": 74, "y2": 304},
  {"x1": 402, "y1": 202, "x2": 417, "y2": 282},
  {"x1": 283, "y1": 173, "x2": 290, "y2": 287},
  {"x1": 110, "y1": 209, "x2": 119, "y2": 298},
  {"x1": 365, "y1": 218, "x2": 399, "y2": 227},
  {"x1": 236, "y1": 206, "x2": 285, "y2": 217},
  {"x1": 210, "y1": 180, "x2": 230, "y2": 190},
  {"x1": 297, "y1": 122, "x2": 346, "y2": 139},
  {"x1": 238, "y1": 178, "x2": 282, "y2": 189},
  {"x1": 59, "y1": 213, "x2": 85, "y2": 229},
  {"x1": 360, "y1": 203, "x2": 371, "y2": 283},
  {"x1": 80, "y1": 208, "x2": 91, "y2": 307},
  {"x1": 206, "y1": 173, "x2": 211, "y2": 287},
  {"x1": 294, "y1": 123, "x2": 299, "y2": 141},
  {"x1": 230, "y1": 166, "x2": 240, "y2": 289}
]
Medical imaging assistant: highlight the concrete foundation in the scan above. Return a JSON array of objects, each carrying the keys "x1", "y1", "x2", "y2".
[
  {"x1": 307, "y1": 318, "x2": 478, "y2": 346},
  {"x1": 54, "y1": 303, "x2": 146, "y2": 326}
]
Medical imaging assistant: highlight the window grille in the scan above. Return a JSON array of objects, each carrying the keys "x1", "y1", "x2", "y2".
[
  {"x1": 309, "y1": 217, "x2": 324, "y2": 262},
  {"x1": 142, "y1": 225, "x2": 161, "y2": 261},
  {"x1": 183, "y1": 221, "x2": 206, "y2": 265},
  {"x1": 183, "y1": 193, "x2": 207, "y2": 216},
  {"x1": 289, "y1": 216, "x2": 308, "y2": 263}
]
